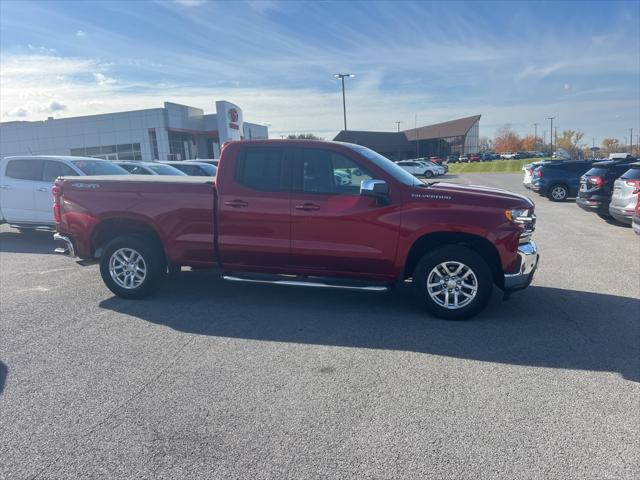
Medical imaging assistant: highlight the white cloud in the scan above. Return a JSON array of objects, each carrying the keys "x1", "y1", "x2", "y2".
[
  {"x1": 76, "y1": 29, "x2": 86, "y2": 37},
  {"x1": 93, "y1": 72, "x2": 116, "y2": 85},
  {"x1": 0, "y1": 51, "x2": 637, "y2": 142},
  {"x1": 41, "y1": 100, "x2": 67, "y2": 113},
  {"x1": 6, "y1": 107, "x2": 29, "y2": 118},
  {"x1": 27, "y1": 44, "x2": 56, "y2": 54}
]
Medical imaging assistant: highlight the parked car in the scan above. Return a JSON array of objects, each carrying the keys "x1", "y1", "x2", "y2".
[
  {"x1": 446, "y1": 155, "x2": 459, "y2": 163},
  {"x1": 429, "y1": 160, "x2": 448, "y2": 174},
  {"x1": 333, "y1": 169, "x2": 351, "y2": 185},
  {"x1": 468, "y1": 154, "x2": 481, "y2": 162},
  {"x1": 608, "y1": 162, "x2": 640, "y2": 225},
  {"x1": 522, "y1": 161, "x2": 544, "y2": 189},
  {"x1": 480, "y1": 153, "x2": 495, "y2": 161},
  {"x1": 0, "y1": 155, "x2": 127, "y2": 230},
  {"x1": 187, "y1": 158, "x2": 219, "y2": 167},
  {"x1": 417, "y1": 160, "x2": 447, "y2": 175},
  {"x1": 458, "y1": 155, "x2": 468, "y2": 162},
  {"x1": 608, "y1": 153, "x2": 636, "y2": 161},
  {"x1": 576, "y1": 159, "x2": 636, "y2": 218},
  {"x1": 501, "y1": 153, "x2": 516, "y2": 160},
  {"x1": 157, "y1": 160, "x2": 217, "y2": 176},
  {"x1": 116, "y1": 161, "x2": 187, "y2": 176},
  {"x1": 429, "y1": 156, "x2": 444, "y2": 165},
  {"x1": 53, "y1": 139, "x2": 539, "y2": 320},
  {"x1": 396, "y1": 160, "x2": 441, "y2": 178},
  {"x1": 530, "y1": 160, "x2": 593, "y2": 201}
]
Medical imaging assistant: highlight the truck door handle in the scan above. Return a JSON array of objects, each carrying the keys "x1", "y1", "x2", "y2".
[
  {"x1": 224, "y1": 200, "x2": 248, "y2": 208},
  {"x1": 37, "y1": 187, "x2": 49, "y2": 192},
  {"x1": 295, "y1": 203, "x2": 320, "y2": 211}
]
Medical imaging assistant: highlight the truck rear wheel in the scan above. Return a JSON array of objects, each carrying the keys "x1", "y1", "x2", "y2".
[
  {"x1": 99, "y1": 235, "x2": 166, "y2": 299},
  {"x1": 412, "y1": 246, "x2": 493, "y2": 320}
]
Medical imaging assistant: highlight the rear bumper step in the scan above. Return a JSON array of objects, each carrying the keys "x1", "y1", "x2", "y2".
[
  {"x1": 53, "y1": 233, "x2": 76, "y2": 258},
  {"x1": 222, "y1": 273, "x2": 389, "y2": 292}
]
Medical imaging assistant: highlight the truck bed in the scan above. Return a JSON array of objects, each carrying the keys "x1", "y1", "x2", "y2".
[{"x1": 55, "y1": 175, "x2": 217, "y2": 265}]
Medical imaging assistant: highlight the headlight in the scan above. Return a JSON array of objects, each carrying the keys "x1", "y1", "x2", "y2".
[
  {"x1": 505, "y1": 208, "x2": 531, "y2": 223},
  {"x1": 505, "y1": 207, "x2": 536, "y2": 243}
]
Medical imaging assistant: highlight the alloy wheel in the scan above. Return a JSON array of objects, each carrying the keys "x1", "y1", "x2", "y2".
[
  {"x1": 551, "y1": 186, "x2": 567, "y2": 200},
  {"x1": 426, "y1": 261, "x2": 478, "y2": 309},
  {"x1": 109, "y1": 247, "x2": 147, "y2": 289}
]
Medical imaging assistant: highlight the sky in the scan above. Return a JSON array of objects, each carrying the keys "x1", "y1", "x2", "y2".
[{"x1": 1, "y1": 0, "x2": 639, "y2": 144}]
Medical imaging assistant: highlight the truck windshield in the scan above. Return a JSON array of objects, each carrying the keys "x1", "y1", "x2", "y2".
[
  {"x1": 346, "y1": 145, "x2": 423, "y2": 186},
  {"x1": 72, "y1": 160, "x2": 128, "y2": 175}
]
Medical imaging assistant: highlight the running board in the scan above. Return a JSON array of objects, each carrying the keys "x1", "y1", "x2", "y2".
[{"x1": 222, "y1": 274, "x2": 389, "y2": 292}]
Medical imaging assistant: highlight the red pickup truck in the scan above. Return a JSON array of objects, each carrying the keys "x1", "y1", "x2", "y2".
[{"x1": 53, "y1": 140, "x2": 539, "y2": 319}]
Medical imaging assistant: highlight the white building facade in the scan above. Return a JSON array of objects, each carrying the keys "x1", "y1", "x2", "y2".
[{"x1": 0, "y1": 100, "x2": 268, "y2": 161}]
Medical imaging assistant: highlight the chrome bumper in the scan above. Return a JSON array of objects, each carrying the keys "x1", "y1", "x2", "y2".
[
  {"x1": 53, "y1": 233, "x2": 76, "y2": 258},
  {"x1": 504, "y1": 241, "x2": 539, "y2": 291}
]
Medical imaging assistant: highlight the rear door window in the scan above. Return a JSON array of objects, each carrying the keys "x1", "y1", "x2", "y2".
[
  {"x1": 42, "y1": 161, "x2": 78, "y2": 182},
  {"x1": 236, "y1": 147, "x2": 286, "y2": 191},
  {"x1": 584, "y1": 167, "x2": 608, "y2": 177},
  {"x1": 5, "y1": 159, "x2": 44, "y2": 181}
]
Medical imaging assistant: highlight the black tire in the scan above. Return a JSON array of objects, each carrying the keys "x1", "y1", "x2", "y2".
[
  {"x1": 424, "y1": 170, "x2": 434, "y2": 178},
  {"x1": 412, "y1": 245, "x2": 493, "y2": 320},
  {"x1": 99, "y1": 234, "x2": 166, "y2": 299},
  {"x1": 548, "y1": 184, "x2": 568, "y2": 202}
]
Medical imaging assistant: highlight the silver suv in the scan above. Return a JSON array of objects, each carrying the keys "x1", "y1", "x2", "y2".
[{"x1": 609, "y1": 162, "x2": 640, "y2": 225}]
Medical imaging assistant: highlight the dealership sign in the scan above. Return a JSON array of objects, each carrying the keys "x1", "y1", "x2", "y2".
[{"x1": 216, "y1": 101, "x2": 244, "y2": 143}]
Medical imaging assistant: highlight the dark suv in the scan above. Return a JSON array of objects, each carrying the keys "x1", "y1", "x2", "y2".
[
  {"x1": 530, "y1": 160, "x2": 593, "y2": 201},
  {"x1": 577, "y1": 159, "x2": 637, "y2": 218}
]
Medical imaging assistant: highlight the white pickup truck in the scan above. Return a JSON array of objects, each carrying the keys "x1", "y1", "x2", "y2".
[{"x1": 0, "y1": 155, "x2": 127, "y2": 231}]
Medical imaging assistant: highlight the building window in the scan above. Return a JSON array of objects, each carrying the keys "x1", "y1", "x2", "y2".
[
  {"x1": 70, "y1": 143, "x2": 141, "y2": 160},
  {"x1": 148, "y1": 129, "x2": 159, "y2": 160},
  {"x1": 168, "y1": 131, "x2": 196, "y2": 160}
]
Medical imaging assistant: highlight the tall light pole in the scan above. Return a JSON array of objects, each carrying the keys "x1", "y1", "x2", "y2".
[
  {"x1": 533, "y1": 123, "x2": 538, "y2": 150},
  {"x1": 334, "y1": 73, "x2": 354, "y2": 131},
  {"x1": 630, "y1": 128, "x2": 634, "y2": 154},
  {"x1": 395, "y1": 121, "x2": 403, "y2": 132},
  {"x1": 547, "y1": 117, "x2": 555, "y2": 156}
]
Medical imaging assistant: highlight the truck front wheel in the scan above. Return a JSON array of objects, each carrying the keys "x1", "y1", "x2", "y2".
[
  {"x1": 99, "y1": 235, "x2": 166, "y2": 299},
  {"x1": 412, "y1": 246, "x2": 493, "y2": 320}
]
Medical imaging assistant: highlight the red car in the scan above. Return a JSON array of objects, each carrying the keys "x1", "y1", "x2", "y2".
[
  {"x1": 429, "y1": 156, "x2": 444, "y2": 165},
  {"x1": 469, "y1": 154, "x2": 481, "y2": 162},
  {"x1": 53, "y1": 140, "x2": 539, "y2": 320}
]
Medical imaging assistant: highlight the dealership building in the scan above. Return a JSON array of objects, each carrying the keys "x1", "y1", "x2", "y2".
[
  {"x1": 0, "y1": 100, "x2": 268, "y2": 162},
  {"x1": 334, "y1": 114, "x2": 480, "y2": 161}
]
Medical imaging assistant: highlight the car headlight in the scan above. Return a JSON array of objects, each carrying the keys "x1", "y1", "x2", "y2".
[{"x1": 505, "y1": 208, "x2": 531, "y2": 223}]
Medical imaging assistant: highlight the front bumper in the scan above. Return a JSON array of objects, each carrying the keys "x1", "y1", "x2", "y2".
[
  {"x1": 53, "y1": 233, "x2": 77, "y2": 258},
  {"x1": 503, "y1": 241, "x2": 539, "y2": 292}
]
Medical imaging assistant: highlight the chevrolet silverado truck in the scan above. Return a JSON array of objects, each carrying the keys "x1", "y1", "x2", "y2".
[{"x1": 53, "y1": 140, "x2": 539, "y2": 320}]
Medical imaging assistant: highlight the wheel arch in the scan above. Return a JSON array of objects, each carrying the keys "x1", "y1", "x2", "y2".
[
  {"x1": 91, "y1": 217, "x2": 164, "y2": 259},
  {"x1": 403, "y1": 231, "x2": 504, "y2": 287}
]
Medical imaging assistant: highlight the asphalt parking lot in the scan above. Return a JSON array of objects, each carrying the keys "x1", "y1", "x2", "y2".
[{"x1": 1, "y1": 172, "x2": 638, "y2": 479}]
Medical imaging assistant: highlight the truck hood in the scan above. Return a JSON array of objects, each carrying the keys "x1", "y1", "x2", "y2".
[{"x1": 418, "y1": 182, "x2": 534, "y2": 207}]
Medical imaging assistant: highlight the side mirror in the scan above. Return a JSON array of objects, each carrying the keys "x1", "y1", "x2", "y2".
[{"x1": 360, "y1": 179, "x2": 389, "y2": 205}]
